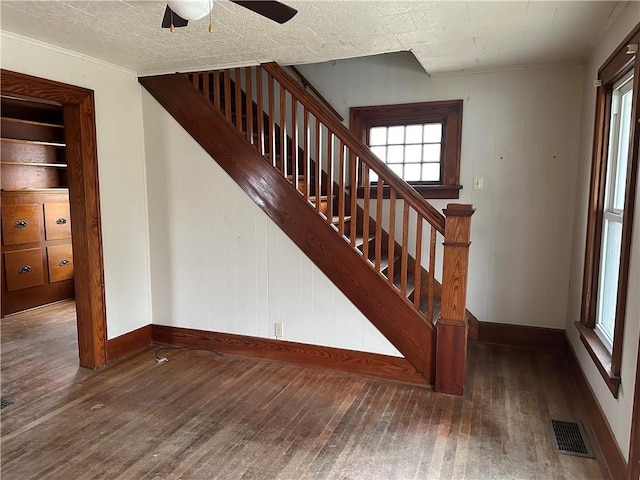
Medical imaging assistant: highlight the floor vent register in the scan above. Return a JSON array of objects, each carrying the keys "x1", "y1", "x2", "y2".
[{"x1": 550, "y1": 419, "x2": 594, "y2": 458}]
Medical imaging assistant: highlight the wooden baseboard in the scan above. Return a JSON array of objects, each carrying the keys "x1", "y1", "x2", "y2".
[
  {"x1": 107, "y1": 325, "x2": 152, "y2": 361},
  {"x1": 475, "y1": 321, "x2": 566, "y2": 350},
  {"x1": 151, "y1": 325, "x2": 427, "y2": 386},
  {"x1": 566, "y1": 339, "x2": 628, "y2": 480},
  {"x1": 467, "y1": 314, "x2": 479, "y2": 341}
]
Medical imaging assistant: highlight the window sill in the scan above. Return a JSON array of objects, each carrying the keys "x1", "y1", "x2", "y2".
[
  {"x1": 356, "y1": 184, "x2": 461, "y2": 199},
  {"x1": 575, "y1": 322, "x2": 620, "y2": 398}
]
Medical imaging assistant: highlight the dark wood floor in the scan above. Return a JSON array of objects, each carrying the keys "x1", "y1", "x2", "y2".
[{"x1": 1, "y1": 300, "x2": 609, "y2": 479}]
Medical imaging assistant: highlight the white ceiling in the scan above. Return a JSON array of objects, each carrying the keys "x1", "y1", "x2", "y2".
[{"x1": 0, "y1": 1, "x2": 630, "y2": 76}]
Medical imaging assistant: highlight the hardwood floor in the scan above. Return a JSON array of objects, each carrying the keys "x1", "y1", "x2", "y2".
[{"x1": 1, "y1": 301, "x2": 609, "y2": 479}]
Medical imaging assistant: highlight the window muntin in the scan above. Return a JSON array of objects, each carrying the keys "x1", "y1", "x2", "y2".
[
  {"x1": 350, "y1": 100, "x2": 463, "y2": 199},
  {"x1": 595, "y1": 71, "x2": 633, "y2": 352},
  {"x1": 367, "y1": 123, "x2": 443, "y2": 183}
]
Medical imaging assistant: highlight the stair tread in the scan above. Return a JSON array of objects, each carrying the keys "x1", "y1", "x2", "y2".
[
  {"x1": 215, "y1": 80, "x2": 444, "y2": 328},
  {"x1": 418, "y1": 295, "x2": 441, "y2": 325},
  {"x1": 331, "y1": 215, "x2": 351, "y2": 224}
]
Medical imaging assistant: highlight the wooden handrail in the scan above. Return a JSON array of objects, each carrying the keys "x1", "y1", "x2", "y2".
[
  {"x1": 262, "y1": 62, "x2": 446, "y2": 234},
  {"x1": 287, "y1": 65, "x2": 345, "y2": 122},
  {"x1": 174, "y1": 64, "x2": 474, "y2": 394},
  {"x1": 140, "y1": 71, "x2": 435, "y2": 382}
]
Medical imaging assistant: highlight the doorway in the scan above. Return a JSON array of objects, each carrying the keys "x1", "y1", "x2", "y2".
[{"x1": 1, "y1": 69, "x2": 107, "y2": 368}]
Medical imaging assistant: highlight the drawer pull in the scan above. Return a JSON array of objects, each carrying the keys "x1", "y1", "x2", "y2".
[
  {"x1": 56, "y1": 218, "x2": 67, "y2": 225},
  {"x1": 14, "y1": 220, "x2": 28, "y2": 228},
  {"x1": 58, "y1": 259, "x2": 70, "y2": 267},
  {"x1": 18, "y1": 265, "x2": 32, "y2": 274}
]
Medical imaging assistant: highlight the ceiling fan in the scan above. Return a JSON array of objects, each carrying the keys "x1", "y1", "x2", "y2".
[{"x1": 161, "y1": 1, "x2": 298, "y2": 30}]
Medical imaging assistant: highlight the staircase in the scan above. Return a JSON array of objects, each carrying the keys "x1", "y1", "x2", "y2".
[{"x1": 140, "y1": 63, "x2": 474, "y2": 395}]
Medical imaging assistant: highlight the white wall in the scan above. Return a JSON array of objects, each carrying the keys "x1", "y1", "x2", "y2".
[
  {"x1": 0, "y1": 33, "x2": 152, "y2": 339},
  {"x1": 141, "y1": 90, "x2": 401, "y2": 357},
  {"x1": 296, "y1": 55, "x2": 585, "y2": 329},
  {"x1": 565, "y1": 4, "x2": 640, "y2": 462}
]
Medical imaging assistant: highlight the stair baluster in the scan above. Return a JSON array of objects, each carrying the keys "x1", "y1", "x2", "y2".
[{"x1": 166, "y1": 63, "x2": 475, "y2": 395}]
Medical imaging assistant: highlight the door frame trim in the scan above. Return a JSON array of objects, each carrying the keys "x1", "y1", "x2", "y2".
[{"x1": 1, "y1": 69, "x2": 107, "y2": 368}]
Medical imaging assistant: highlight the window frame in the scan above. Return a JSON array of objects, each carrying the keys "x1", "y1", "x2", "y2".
[
  {"x1": 349, "y1": 100, "x2": 463, "y2": 199},
  {"x1": 577, "y1": 23, "x2": 640, "y2": 399}
]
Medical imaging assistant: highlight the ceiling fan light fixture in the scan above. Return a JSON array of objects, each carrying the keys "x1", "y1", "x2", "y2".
[{"x1": 167, "y1": 0, "x2": 212, "y2": 21}]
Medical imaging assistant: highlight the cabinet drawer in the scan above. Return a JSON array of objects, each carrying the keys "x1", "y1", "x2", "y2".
[
  {"x1": 2, "y1": 204, "x2": 43, "y2": 245},
  {"x1": 4, "y1": 248, "x2": 45, "y2": 291},
  {"x1": 44, "y1": 203, "x2": 71, "y2": 240},
  {"x1": 47, "y1": 244, "x2": 74, "y2": 283}
]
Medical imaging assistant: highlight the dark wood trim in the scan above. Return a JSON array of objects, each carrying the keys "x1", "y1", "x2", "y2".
[
  {"x1": 351, "y1": 197, "x2": 479, "y2": 337},
  {"x1": 581, "y1": 84, "x2": 611, "y2": 329},
  {"x1": 475, "y1": 321, "x2": 567, "y2": 350},
  {"x1": 350, "y1": 99, "x2": 463, "y2": 200},
  {"x1": 436, "y1": 203, "x2": 474, "y2": 395},
  {"x1": 629, "y1": 328, "x2": 640, "y2": 480},
  {"x1": 578, "y1": 22, "x2": 640, "y2": 398},
  {"x1": 467, "y1": 313, "x2": 479, "y2": 341},
  {"x1": 355, "y1": 184, "x2": 462, "y2": 199},
  {"x1": 261, "y1": 62, "x2": 446, "y2": 234},
  {"x1": 107, "y1": 325, "x2": 152, "y2": 361},
  {"x1": 140, "y1": 73, "x2": 435, "y2": 382},
  {"x1": 613, "y1": 42, "x2": 640, "y2": 389},
  {"x1": 1, "y1": 70, "x2": 107, "y2": 369},
  {"x1": 566, "y1": 339, "x2": 628, "y2": 480},
  {"x1": 598, "y1": 23, "x2": 640, "y2": 85},
  {"x1": 151, "y1": 325, "x2": 427, "y2": 386},
  {"x1": 576, "y1": 322, "x2": 620, "y2": 397}
]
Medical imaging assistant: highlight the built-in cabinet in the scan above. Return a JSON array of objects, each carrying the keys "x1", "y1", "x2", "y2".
[{"x1": 1, "y1": 97, "x2": 74, "y2": 316}]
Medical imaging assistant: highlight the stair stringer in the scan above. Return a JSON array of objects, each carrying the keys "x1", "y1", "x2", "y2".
[{"x1": 140, "y1": 73, "x2": 435, "y2": 383}]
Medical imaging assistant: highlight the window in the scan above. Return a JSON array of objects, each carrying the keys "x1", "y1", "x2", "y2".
[
  {"x1": 578, "y1": 25, "x2": 639, "y2": 398},
  {"x1": 595, "y1": 72, "x2": 633, "y2": 352},
  {"x1": 350, "y1": 100, "x2": 463, "y2": 199}
]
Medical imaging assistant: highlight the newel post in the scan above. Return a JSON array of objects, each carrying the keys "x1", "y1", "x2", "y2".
[{"x1": 436, "y1": 203, "x2": 475, "y2": 395}]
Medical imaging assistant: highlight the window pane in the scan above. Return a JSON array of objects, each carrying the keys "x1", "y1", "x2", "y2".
[
  {"x1": 405, "y1": 145, "x2": 422, "y2": 162},
  {"x1": 596, "y1": 219, "x2": 623, "y2": 351},
  {"x1": 424, "y1": 123, "x2": 442, "y2": 143},
  {"x1": 371, "y1": 146, "x2": 386, "y2": 162},
  {"x1": 387, "y1": 126, "x2": 404, "y2": 144},
  {"x1": 369, "y1": 170, "x2": 379, "y2": 182},
  {"x1": 389, "y1": 164, "x2": 403, "y2": 177},
  {"x1": 423, "y1": 144, "x2": 441, "y2": 162},
  {"x1": 369, "y1": 127, "x2": 386, "y2": 146},
  {"x1": 614, "y1": 88, "x2": 633, "y2": 210},
  {"x1": 387, "y1": 145, "x2": 404, "y2": 163},
  {"x1": 422, "y1": 163, "x2": 440, "y2": 182},
  {"x1": 404, "y1": 164, "x2": 421, "y2": 181},
  {"x1": 405, "y1": 124, "x2": 423, "y2": 144}
]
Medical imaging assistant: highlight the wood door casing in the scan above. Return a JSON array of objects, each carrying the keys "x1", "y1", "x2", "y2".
[{"x1": 1, "y1": 69, "x2": 107, "y2": 368}]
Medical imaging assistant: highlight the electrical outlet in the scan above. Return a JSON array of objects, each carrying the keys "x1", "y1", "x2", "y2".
[{"x1": 274, "y1": 322, "x2": 283, "y2": 338}]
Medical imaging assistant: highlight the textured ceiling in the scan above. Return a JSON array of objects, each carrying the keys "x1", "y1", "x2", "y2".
[{"x1": 0, "y1": 1, "x2": 628, "y2": 76}]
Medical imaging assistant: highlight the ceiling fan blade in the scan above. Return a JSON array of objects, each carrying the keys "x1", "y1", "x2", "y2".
[
  {"x1": 161, "y1": 5, "x2": 189, "y2": 28},
  {"x1": 230, "y1": 1, "x2": 298, "y2": 24}
]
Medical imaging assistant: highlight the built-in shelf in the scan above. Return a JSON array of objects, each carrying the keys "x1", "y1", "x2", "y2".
[
  {"x1": 1, "y1": 161, "x2": 68, "y2": 168},
  {"x1": 1, "y1": 138, "x2": 66, "y2": 148},
  {"x1": 1, "y1": 188, "x2": 69, "y2": 194},
  {"x1": 1, "y1": 116, "x2": 64, "y2": 129}
]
